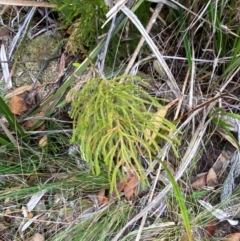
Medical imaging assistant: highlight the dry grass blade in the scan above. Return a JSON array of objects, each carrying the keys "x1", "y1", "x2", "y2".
[
  {"x1": 0, "y1": 0, "x2": 56, "y2": 7},
  {"x1": 0, "y1": 43, "x2": 12, "y2": 89},
  {"x1": 117, "y1": 5, "x2": 181, "y2": 97},
  {"x1": 8, "y1": 7, "x2": 36, "y2": 58},
  {"x1": 124, "y1": 3, "x2": 164, "y2": 75}
]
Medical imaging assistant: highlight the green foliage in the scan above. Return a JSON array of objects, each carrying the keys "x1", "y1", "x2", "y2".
[
  {"x1": 50, "y1": 201, "x2": 133, "y2": 241},
  {"x1": 50, "y1": 0, "x2": 108, "y2": 49},
  {"x1": 70, "y1": 75, "x2": 179, "y2": 194},
  {"x1": 159, "y1": 159, "x2": 193, "y2": 241}
]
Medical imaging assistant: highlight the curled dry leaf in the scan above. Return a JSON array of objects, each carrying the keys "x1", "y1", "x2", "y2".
[
  {"x1": 27, "y1": 190, "x2": 47, "y2": 212},
  {"x1": 223, "y1": 233, "x2": 240, "y2": 241},
  {"x1": 8, "y1": 95, "x2": 28, "y2": 115},
  {"x1": 39, "y1": 135, "x2": 48, "y2": 147},
  {"x1": 5, "y1": 208, "x2": 11, "y2": 215},
  {"x1": 4, "y1": 198, "x2": 10, "y2": 204},
  {"x1": 4, "y1": 84, "x2": 40, "y2": 99},
  {"x1": 206, "y1": 168, "x2": 218, "y2": 187},
  {"x1": 25, "y1": 233, "x2": 45, "y2": 241},
  {"x1": 25, "y1": 112, "x2": 45, "y2": 130},
  {"x1": 117, "y1": 181, "x2": 125, "y2": 192},
  {"x1": 205, "y1": 220, "x2": 217, "y2": 237},
  {"x1": 97, "y1": 189, "x2": 106, "y2": 205},
  {"x1": 124, "y1": 174, "x2": 138, "y2": 201},
  {"x1": 97, "y1": 189, "x2": 109, "y2": 205},
  {"x1": 191, "y1": 174, "x2": 207, "y2": 189}
]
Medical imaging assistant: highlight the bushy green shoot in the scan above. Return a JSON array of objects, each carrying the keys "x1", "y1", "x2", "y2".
[{"x1": 70, "y1": 75, "x2": 179, "y2": 194}]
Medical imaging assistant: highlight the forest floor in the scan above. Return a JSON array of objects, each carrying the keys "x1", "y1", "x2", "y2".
[{"x1": 0, "y1": 1, "x2": 240, "y2": 241}]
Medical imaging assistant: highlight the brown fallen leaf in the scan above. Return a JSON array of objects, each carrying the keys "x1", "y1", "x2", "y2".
[
  {"x1": 191, "y1": 174, "x2": 207, "y2": 189},
  {"x1": 124, "y1": 173, "x2": 138, "y2": 201},
  {"x1": 117, "y1": 181, "x2": 126, "y2": 193},
  {"x1": 4, "y1": 84, "x2": 40, "y2": 99},
  {"x1": 57, "y1": 53, "x2": 66, "y2": 79},
  {"x1": 26, "y1": 233, "x2": 45, "y2": 241},
  {"x1": 8, "y1": 95, "x2": 28, "y2": 115},
  {"x1": 39, "y1": 135, "x2": 48, "y2": 147},
  {"x1": 4, "y1": 198, "x2": 10, "y2": 204},
  {"x1": 206, "y1": 168, "x2": 218, "y2": 187},
  {"x1": 205, "y1": 220, "x2": 217, "y2": 237},
  {"x1": 25, "y1": 112, "x2": 45, "y2": 130},
  {"x1": 97, "y1": 189, "x2": 106, "y2": 205},
  {"x1": 223, "y1": 233, "x2": 240, "y2": 241},
  {"x1": 5, "y1": 208, "x2": 11, "y2": 215},
  {"x1": 28, "y1": 212, "x2": 34, "y2": 219}
]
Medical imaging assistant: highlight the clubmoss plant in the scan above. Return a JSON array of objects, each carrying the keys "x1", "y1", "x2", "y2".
[
  {"x1": 70, "y1": 75, "x2": 179, "y2": 194},
  {"x1": 50, "y1": 0, "x2": 108, "y2": 52}
]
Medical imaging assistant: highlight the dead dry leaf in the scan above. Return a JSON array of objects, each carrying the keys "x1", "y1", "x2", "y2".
[
  {"x1": 191, "y1": 174, "x2": 207, "y2": 189},
  {"x1": 27, "y1": 190, "x2": 47, "y2": 212},
  {"x1": 124, "y1": 174, "x2": 138, "y2": 201},
  {"x1": 28, "y1": 212, "x2": 34, "y2": 219},
  {"x1": 8, "y1": 95, "x2": 28, "y2": 115},
  {"x1": 58, "y1": 53, "x2": 66, "y2": 79},
  {"x1": 4, "y1": 198, "x2": 10, "y2": 204},
  {"x1": 5, "y1": 208, "x2": 11, "y2": 215},
  {"x1": 4, "y1": 84, "x2": 39, "y2": 99},
  {"x1": 25, "y1": 112, "x2": 45, "y2": 130},
  {"x1": 117, "y1": 181, "x2": 126, "y2": 193},
  {"x1": 223, "y1": 233, "x2": 240, "y2": 241},
  {"x1": 206, "y1": 168, "x2": 218, "y2": 187},
  {"x1": 97, "y1": 189, "x2": 109, "y2": 205},
  {"x1": 21, "y1": 213, "x2": 43, "y2": 232},
  {"x1": 97, "y1": 189, "x2": 106, "y2": 205},
  {"x1": 205, "y1": 220, "x2": 217, "y2": 237},
  {"x1": 25, "y1": 233, "x2": 45, "y2": 241},
  {"x1": 39, "y1": 135, "x2": 48, "y2": 147}
]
